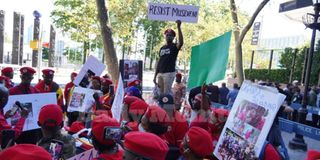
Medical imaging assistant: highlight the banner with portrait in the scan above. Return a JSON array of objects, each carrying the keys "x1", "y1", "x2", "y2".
[{"x1": 119, "y1": 60, "x2": 143, "y2": 88}]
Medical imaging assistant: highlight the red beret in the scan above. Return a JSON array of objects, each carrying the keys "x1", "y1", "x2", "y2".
[
  {"x1": 145, "y1": 105, "x2": 170, "y2": 125},
  {"x1": 20, "y1": 67, "x2": 36, "y2": 75},
  {"x1": 124, "y1": 132, "x2": 169, "y2": 160},
  {"x1": 101, "y1": 78, "x2": 113, "y2": 86},
  {"x1": 176, "y1": 73, "x2": 182, "y2": 79},
  {"x1": 67, "y1": 121, "x2": 85, "y2": 134},
  {"x1": 190, "y1": 115, "x2": 209, "y2": 131},
  {"x1": 91, "y1": 76, "x2": 101, "y2": 82},
  {"x1": 42, "y1": 69, "x2": 55, "y2": 76},
  {"x1": 305, "y1": 150, "x2": 320, "y2": 160},
  {"x1": 263, "y1": 144, "x2": 281, "y2": 160},
  {"x1": 0, "y1": 144, "x2": 51, "y2": 160},
  {"x1": 164, "y1": 29, "x2": 176, "y2": 37},
  {"x1": 92, "y1": 114, "x2": 120, "y2": 145},
  {"x1": 128, "y1": 79, "x2": 141, "y2": 87},
  {"x1": 71, "y1": 72, "x2": 77, "y2": 77},
  {"x1": 129, "y1": 99, "x2": 149, "y2": 115},
  {"x1": 186, "y1": 127, "x2": 213, "y2": 158},
  {"x1": 123, "y1": 96, "x2": 140, "y2": 105},
  {"x1": 1, "y1": 67, "x2": 13, "y2": 75},
  {"x1": 38, "y1": 104, "x2": 63, "y2": 127}
]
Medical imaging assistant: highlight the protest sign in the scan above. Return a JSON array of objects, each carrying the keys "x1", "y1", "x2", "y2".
[
  {"x1": 213, "y1": 81, "x2": 286, "y2": 159},
  {"x1": 73, "y1": 55, "x2": 106, "y2": 88},
  {"x1": 67, "y1": 149, "x2": 98, "y2": 160},
  {"x1": 148, "y1": 2, "x2": 199, "y2": 23},
  {"x1": 3, "y1": 93, "x2": 57, "y2": 131},
  {"x1": 188, "y1": 31, "x2": 232, "y2": 89},
  {"x1": 119, "y1": 60, "x2": 143, "y2": 87},
  {"x1": 111, "y1": 74, "x2": 124, "y2": 122},
  {"x1": 68, "y1": 87, "x2": 96, "y2": 113}
]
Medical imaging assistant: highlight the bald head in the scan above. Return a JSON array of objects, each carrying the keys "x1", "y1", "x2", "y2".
[{"x1": 0, "y1": 84, "x2": 8, "y2": 109}]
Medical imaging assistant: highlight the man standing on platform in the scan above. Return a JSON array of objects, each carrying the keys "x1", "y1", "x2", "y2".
[
  {"x1": 9, "y1": 67, "x2": 40, "y2": 144},
  {"x1": 153, "y1": 20, "x2": 183, "y2": 95}
]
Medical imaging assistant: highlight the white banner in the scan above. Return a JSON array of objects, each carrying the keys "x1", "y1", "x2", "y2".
[
  {"x1": 148, "y1": 3, "x2": 199, "y2": 23},
  {"x1": 73, "y1": 55, "x2": 106, "y2": 88},
  {"x1": 111, "y1": 74, "x2": 124, "y2": 122},
  {"x1": 68, "y1": 87, "x2": 97, "y2": 113},
  {"x1": 67, "y1": 149, "x2": 98, "y2": 160},
  {"x1": 213, "y1": 81, "x2": 286, "y2": 159},
  {"x1": 3, "y1": 93, "x2": 57, "y2": 131}
]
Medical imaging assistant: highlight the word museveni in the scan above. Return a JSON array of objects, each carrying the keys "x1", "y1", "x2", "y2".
[{"x1": 149, "y1": 5, "x2": 198, "y2": 17}]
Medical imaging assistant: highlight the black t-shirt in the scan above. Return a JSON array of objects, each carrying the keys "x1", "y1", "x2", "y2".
[{"x1": 157, "y1": 43, "x2": 179, "y2": 73}]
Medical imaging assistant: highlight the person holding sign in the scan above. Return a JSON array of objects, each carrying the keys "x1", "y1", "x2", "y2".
[
  {"x1": 9, "y1": 67, "x2": 40, "y2": 144},
  {"x1": 153, "y1": 20, "x2": 184, "y2": 95},
  {"x1": 35, "y1": 69, "x2": 64, "y2": 111}
]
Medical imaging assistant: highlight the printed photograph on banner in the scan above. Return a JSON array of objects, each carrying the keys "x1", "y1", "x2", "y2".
[
  {"x1": 69, "y1": 92, "x2": 86, "y2": 109},
  {"x1": 79, "y1": 69, "x2": 95, "y2": 88},
  {"x1": 217, "y1": 128, "x2": 256, "y2": 160},
  {"x1": 214, "y1": 81, "x2": 286, "y2": 160},
  {"x1": 119, "y1": 60, "x2": 143, "y2": 88}
]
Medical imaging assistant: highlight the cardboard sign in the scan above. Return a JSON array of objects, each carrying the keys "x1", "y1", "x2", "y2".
[
  {"x1": 3, "y1": 93, "x2": 57, "y2": 131},
  {"x1": 213, "y1": 81, "x2": 286, "y2": 159},
  {"x1": 111, "y1": 74, "x2": 124, "y2": 122},
  {"x1": 73, "y1": 55, "x2": 106, "y2": 88},
  {"x1": 148, "y1": 2, "x2": 199, "y2": 23},
  {"x1": 68, "y1": 87, "x2": 96, "y2": 113},
  {"x1": 67, "y1": 149, "x2": 98, "y2": 160}
]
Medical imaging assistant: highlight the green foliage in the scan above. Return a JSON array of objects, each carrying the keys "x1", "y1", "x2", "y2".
[
  {"x1": 42, "y1": 47, "x2": 49, "y2": 60},
  {"x1": 244, "y1": 69, "x2": 290, "y2": 83}
]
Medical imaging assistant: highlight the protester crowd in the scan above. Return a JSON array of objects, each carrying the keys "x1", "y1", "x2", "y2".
[{"x1": 0, "y1": 21, "x2": 319, "y2": 160}]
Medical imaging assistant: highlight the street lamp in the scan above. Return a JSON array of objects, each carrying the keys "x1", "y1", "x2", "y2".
[{"x1": 289, "y1": 0, "x2": 320, "y2": 151}]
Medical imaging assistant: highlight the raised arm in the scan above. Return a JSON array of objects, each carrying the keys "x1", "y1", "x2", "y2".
[{"x1": 176, "y1": 20, "x2": 183, "y2": 50}]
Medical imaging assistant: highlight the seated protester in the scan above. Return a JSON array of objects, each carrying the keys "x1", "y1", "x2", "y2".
[
  {"x1": 158, "y1": 94, "x2": 188, "y2": 147},
  {"x1": 122, "y1": 97, "x2": 149, "y2": 131},
  {"x1": 0, "y1": 85, "x2": 29, "y2": 147},
  {"x1": 123, "y1": 131, "x2": 169, "y2": 160},
  {"x1": 127, "y1": 79, "x2": 142, "y2": 91},
  {"x1": 91, "y1": 114, "x2": 123, "y2": 160},
  {"x1": 66, "y1": 121, "x2": 87, "y2": 138},
  {"x1": 94, "y1": 78, "x2": 113, "y2": 117},
  {"x1": 305, "y1": 150, "x2": 320, "y2": 160},
  {"x1": 0, "y1": 144, "x2": 52, "y2": 160},
  {"x1": 37, "y1": 104, "x2": 76, "y2": 159},
  {"x1": 140, "y1": 105, "x2": 170, "y2": 139},
  {"x1": 66, "y1": 121, "x2": 92, "y2": 154},
  {"x1": 180, "y1": 127, "x2": 214, "y2": 160},
  {"x1": 126, "y1": 86, "x2": 143, "y2": 100}
]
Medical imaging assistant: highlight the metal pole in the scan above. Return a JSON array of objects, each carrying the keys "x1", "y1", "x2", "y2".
[
  {"x1": 268, "y1": 50, "x2": 274, "y2": 73},
  {"x1": 250, "y1": 50, "x2": 255, "y2": 70},
  {"x1": 301, "y1": 48, "x2": 309, "y2": 84},
  {"x1": 289, "y1": 48, "x2": 298, "y2": 83},
  {"x1": 289, "y1": 2, "x2": 320, "y2": 151}
]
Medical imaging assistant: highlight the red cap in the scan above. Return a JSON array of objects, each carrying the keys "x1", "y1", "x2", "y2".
[
  {"x1": 123, "y1": 96, "x2": 140, "y2": 105},
  {"x1": 0, "y1": 144, "x2": 51, "y2": 160},
  {"x1": 101, "y1": 78, "x2": 113, "y2": 86},
  {"x1": 164, "y1": 29, "x2": 176, "y2": 37},
  {"x1": 42, "y1": 69, "x2": 55, "y2": 76},
  {"x1": 305, "y1": 150, "x2": 320, "y2": 160},
  {"x1": 38, "y1": 104, "x2": 63, "y2": 127},
  {"x1": 20, "y1": 67, "x2": 36, "y2": 75},
  {"x1": 145, "y1": 105, "x2": 170, "y2": 125},
  {"x1": 67, "y1": 121, "x2": 85, "y2": 134},
  {"x1": 92, "y1": 114, "x2": 120, "y2": 145},
  {"x1": 213, "y1": 108, "x2": 229, "y2": 123},
  {"x1": 176, "y1": 73, "x2": 182, "y2": 79},
  {"x1": 128, "y1": 79, "x2": 141, "y2": 87},
  {"x1": 129, "y1": 99, "x2": 149, "y2": 115},
  {"x1": 91, "y1": 76, "x2": 101, "y2": 83},
  {"x1": 190, "y1": 115, "x2": 209, "y2": 131},
  {"x1": 71, "y1": 72, "x2": 77, "y2": 78},
  {"x1": 186, "y1": 127, "x2": 213, "y2": 158},
  {"x1": 1, "y1": 67, "x2": 13, "y2": 75},
  {"x1": 264, "y1": 144, "x2": 281, "y2": 160},
  {"x1": 124, "y1": 132, "x2": 169, "y2": 160}
]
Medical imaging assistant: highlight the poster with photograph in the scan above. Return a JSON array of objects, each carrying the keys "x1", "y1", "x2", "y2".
[
  {"x1": 73, "y1": 55, "x2": 106, "y2": 88},
  {"x1": 213, "y1": 81, "x2": 286, "y2": 160},
  {"x1": 119, "y1": 60, "x2": 143, "y2": 88},
  {"x1": 68, "y1": 87, "x2": 95, "y2": 113},
  {"x1": 3, "y1": 93, "x2": 57, "y2": 131}
]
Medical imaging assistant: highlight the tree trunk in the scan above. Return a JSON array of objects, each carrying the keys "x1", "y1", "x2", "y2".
[
  {"x1": 149, "y1": 57, "x2": 153, "y2": 70},
  {"x1": 230, "y1": 0, "x2": 269, "y2": 85},
  {"x1": 48, "y1": 25, "x2": 56, "y2": 67},
  {"x1": 12, "y1": 12, "x2": 20, "y2": 65},
  {"x1": 96, "y1": 0, "x2": 119, "y2": 82},
  {"x1": 19, "y1": 15, "x2": 24, "y2": 65}
]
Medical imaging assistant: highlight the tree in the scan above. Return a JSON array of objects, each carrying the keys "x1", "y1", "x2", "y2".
[
  {"x1": 96, "y1": 0, "x2": 119, "y2": 81},
  {"x1": 230, "y1": 0, "x2": 270, "y2": 84}
]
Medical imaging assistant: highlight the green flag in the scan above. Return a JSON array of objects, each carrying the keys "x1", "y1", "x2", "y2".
[{"x1": 188, "y1": 31, "x2": 232, "y2": 89}]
